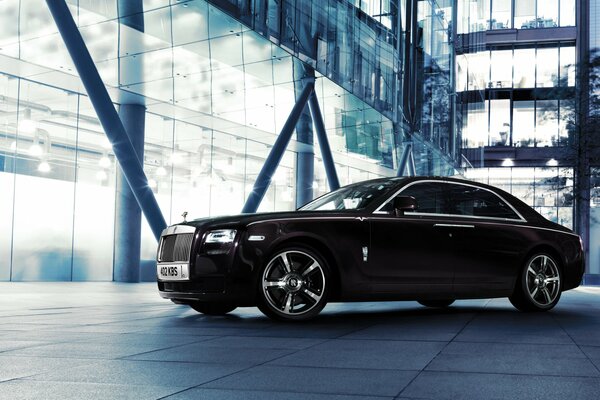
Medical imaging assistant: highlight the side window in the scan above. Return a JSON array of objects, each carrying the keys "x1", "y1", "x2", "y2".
[
  {"x1": 400, "y1": 183, "x2": 446, "y2": 214},
  {"x1": 446, "y1": 184, "x2": 520, "y2": 220}
]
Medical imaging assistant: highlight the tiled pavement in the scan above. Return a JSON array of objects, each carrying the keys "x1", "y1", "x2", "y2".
[{"x1": 0, "y1": 283, "x2": 599, "y2": 399}]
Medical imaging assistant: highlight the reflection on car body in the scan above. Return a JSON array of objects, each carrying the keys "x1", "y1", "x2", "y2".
[{"x1": 156, "y1": 177, "x2": 584, "y2": 321}]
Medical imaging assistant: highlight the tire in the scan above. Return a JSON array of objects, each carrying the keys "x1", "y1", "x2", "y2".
[
  {"x1": 509, "y1": 253, "x2": 562, "y2": 312},
  {"x1": 189, "y1": 302, "x2": 237, "y2": 316},
  {"x1": 257, "y1": 245, "x2": 330, "y2": 321},
  {"x1": 418, "y1": 299, "x2": 455, "y2": 308}
]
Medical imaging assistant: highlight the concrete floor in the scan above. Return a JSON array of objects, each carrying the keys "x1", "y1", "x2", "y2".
[{"x1": 0, "y1": 283, "x2": 600, "y2": 399}]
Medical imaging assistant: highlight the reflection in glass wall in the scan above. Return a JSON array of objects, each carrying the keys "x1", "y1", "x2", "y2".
[
  {"x1": 458, "y1": 0, "x2": 575, "y2": 33},
  {"x1": 458, "y1": 45, "x2": 574, "y2": 92},
  {"x1": 0, "y1": 0, "x2": 462, "y2": 280},
  {"x1": 465, "y1": 167, "x2": 573, "y2": 228}
]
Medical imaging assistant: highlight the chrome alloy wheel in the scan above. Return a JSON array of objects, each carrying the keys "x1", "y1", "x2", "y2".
[
  {"x1": 261, "y1": 250, "x2": 326, "y2": 316},
  {"x1": 525, "y1": 255, "x2": 561, "y2": 307}
]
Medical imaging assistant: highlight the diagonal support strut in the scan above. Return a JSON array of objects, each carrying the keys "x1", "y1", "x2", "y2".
[
  {"x1": 242, "y1": 81, "x2": 315, "y2": 213},
  {"x1": 46, "y1": 0, "x2": 167, "y2": 240},
  {"x1": 308, "y1": 91, "x2": 340, "y2": 191}
]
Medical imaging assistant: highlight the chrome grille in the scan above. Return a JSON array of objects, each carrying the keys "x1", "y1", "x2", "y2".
[{"x1": 159, "y1": 234, "x2": 194, "y2": 262}]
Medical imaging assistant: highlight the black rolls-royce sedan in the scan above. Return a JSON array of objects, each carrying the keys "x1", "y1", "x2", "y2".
[{"x1": 156, "y1": 176, "x2": 584, "y2": 321}]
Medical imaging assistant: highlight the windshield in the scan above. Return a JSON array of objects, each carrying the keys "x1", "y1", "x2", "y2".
[{"x1": 299, "y1": 180, "x2": 400, "y2": 211}]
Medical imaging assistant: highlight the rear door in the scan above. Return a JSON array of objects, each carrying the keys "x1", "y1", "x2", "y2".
[{"x1": 443, "y1": 183, "x2": 526, "y2": 296}]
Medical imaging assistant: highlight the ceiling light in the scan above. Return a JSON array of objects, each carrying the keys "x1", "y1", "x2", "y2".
[
  {"x1": 101, "y1": 137, "x2": 112, "y2": 149},
  {"x1": 546, "y1": 158, "x2": 558, "y2": 166},
  {"x1": 99, "y1": 155, "x2": 111, "y2": 168},
  {"x1": 18, "y1": 109, "x2": 36, "y2": 134},
  {"x1": 501, "y1": 158, "x2": 514, "y2": 167},
  {"x1": 156, "y1": 166, "x2": 167, "y2": 176},
  {"x1": 29, "y1": 143, "x2": 43, "y2": 157},
  {"x1": 38, "y1": 161, "x2": 51, "y2": 173},
  {"x1": 148, "y1": 178, "x2": 157, "y2": 189},
  {"x1": 312, "y1": 181, "x2": 319, "y2": 189},
  {"x1": 95, "y1": 170, "x2": 108, "y2": 181}
]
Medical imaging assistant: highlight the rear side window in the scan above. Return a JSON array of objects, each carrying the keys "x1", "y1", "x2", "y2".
[{"x1": 445, "y1": 183, "x2": 521, "y2": 220}]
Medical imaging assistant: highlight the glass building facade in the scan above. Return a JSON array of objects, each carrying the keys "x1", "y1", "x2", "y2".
[
  {"x1": 456, "y1": 0, "x2": 600, "y2": 279},
  {"x1": 0, "y1": 0, "x2": 459, "y2": 281}
]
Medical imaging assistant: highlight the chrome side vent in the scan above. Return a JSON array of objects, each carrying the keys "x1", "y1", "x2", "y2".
[{"x1": 159, "y1": 234, "x2": 194, "y2": 262}]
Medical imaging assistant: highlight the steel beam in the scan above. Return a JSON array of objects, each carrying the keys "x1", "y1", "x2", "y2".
[
  {"x1": 242, "y1": 81, "x2": 314, "y2": 213},
  {"x1": 396, "y1": 142, "x2": 413, "y2": 176},
  {"x1": 46, "y1": 0, "x2": 167, "y2": 241},
  {"x1": 308, "y1": 91, "x2": 340, "y2": 191}
]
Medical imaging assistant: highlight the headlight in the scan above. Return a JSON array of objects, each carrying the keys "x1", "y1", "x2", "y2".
[{"x1": 204, "y1": 229, "x2": 237, "y2": 244}]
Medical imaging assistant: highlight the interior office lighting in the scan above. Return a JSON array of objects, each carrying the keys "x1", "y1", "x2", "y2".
[
  {"x1": 99, "y1": 152, "x2": 111, "y2": 168},
  {"x1": 38, "y1": 161, "x2": 51, "y2": 173},
  {"x1": 546, "y1": 158, "x2": 559, "y2": 166},
  {"x1": 95, "y1": 170, "x2": 108, "y2": 181},
  {"x1": 156, "y1": 166, "x2": 167, "y2": 176},
  {"x1": 18, "y1": 109, "x2": 36, "y2": 134},
  {"x1": 29, "y1": 141, "x2": 43, "y2": 157},
  {"x1": 502, "y1": 158, "x2": 514, "y2": 167},
  {"x1": 101, "y1": 137, "x2": 112, "y2": 149}
]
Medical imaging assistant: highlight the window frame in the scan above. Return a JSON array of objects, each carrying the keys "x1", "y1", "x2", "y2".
[{"x1": 373, "y1": 180, "x2": 527, "y2": 223}]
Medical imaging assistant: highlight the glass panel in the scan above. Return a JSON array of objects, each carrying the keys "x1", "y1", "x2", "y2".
[
  {"x1": 513, "y1": 48, "x2": 536, "y2": 88},
  {"x1": 536, "y1": 47, "x2": 559, "y2": 88},
  {"x1": 490, "y1": 50, "x2": 512, "y2": 88},
  {"x1": 559, "y1": 100, "x2": 574, "y2": 145},
  {"x1": 536, "y1": 100, "x2": 559, "y2": 146},
  {"x1": 456, "y1": 55, "x2": 468, "y2": 92},
  {"x1": 560, "y1": 0, "x2": 576, "y2": 27},
  {"x1": 513, "y1": 101, "x2": 535, "y2": 147},
  {"x1": 457, "y1": 0, "x2": 470, "y2": 34},
  {"x1": 559, "y1": 46, "x2": 576, "y2": 87},
  {"x1": 491, "y1": 0, "x2": 512, "y2": 29},
  {"x1": 467, "y1": 51, "x2": 490, "y2": 90},
  {"x1": 536, "y1": 0, "x2": 558, "y2": 28},
  {"x1": 464, "y1": 101, "x2": 488, "y2": 147},
  {"x1": 0, "y1": 74, "x2": 18, "y2": 280},
  {"x1": 11, "y1": 80, "x2": 78, "y2": 281},
  {"x1": 515, "y1": 0, "x2": 536, "y2": 29},
  {"x1": 489, "y1": 99, "x2": 510, "y2": 146},
  {"x1": 72, "y1": 96, "x2": 115, "y2": 281},
  {"x1": 512, "y1": 168, "x2": 535, "y2": 206},
  {"x1": 471, "y1": 0, "x2": 491, "y2": 32}
]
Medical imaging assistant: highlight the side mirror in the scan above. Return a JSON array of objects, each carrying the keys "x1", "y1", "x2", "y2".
[{"x1": 392, "y1": 195, "x2": 417, "y2": 217}]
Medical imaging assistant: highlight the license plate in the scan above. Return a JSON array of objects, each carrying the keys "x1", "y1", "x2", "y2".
[{"x1": 157, "y1": 263, "x2": 190, "y2": 281}]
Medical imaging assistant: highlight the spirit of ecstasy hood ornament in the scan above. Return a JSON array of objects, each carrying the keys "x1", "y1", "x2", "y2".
[{"x1": 181, "y1": 211, "x2": 188, "y2": 222}]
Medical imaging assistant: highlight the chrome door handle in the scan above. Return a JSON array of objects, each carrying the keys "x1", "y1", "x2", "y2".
[{"x1": 433, "y1": 224, "x2": 475, "y2": 228}]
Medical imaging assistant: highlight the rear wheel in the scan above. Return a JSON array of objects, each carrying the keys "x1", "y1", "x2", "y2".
[
  {"x1": 189, "y1": 302, "x2": 237, "y2": 316},
  {"x1": 257, "y1": 246, "x2": 330, "y2": 321},
  {"x1": 509, "y1": 253, "x2": 562, "y2": 312},
  {"x1": 418, "y1": 299, "x2": 455, "y2": 308}
]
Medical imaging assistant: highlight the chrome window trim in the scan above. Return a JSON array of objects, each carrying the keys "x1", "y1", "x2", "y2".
[
  {"x1": 373, "y1": 179, "x2": 527, "y2": 223},
  {"x1": 369, "y1": 216, "x2": 579, "y2": 238}
]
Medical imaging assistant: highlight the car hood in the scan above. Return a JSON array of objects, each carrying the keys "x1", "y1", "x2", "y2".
[{"x1": 172, "y1": 210, "x2": 357, "y2": 230}]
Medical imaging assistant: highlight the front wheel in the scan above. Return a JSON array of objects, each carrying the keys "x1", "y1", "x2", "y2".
[
  {"x1": 257, "y1": 246, "x2": 330, "y2": 321},
  {"x1": 418, "y1": 299, "x2": 455, "y2": 308},
  {"x1": 189, "y1": 302, "x2": 237, "y2": 316},
  {"x1": 509, "y1": 253, "x2": 562, "y2": 312}
]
